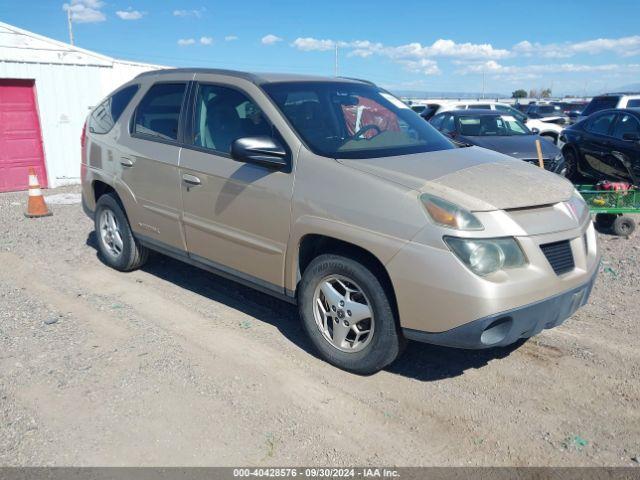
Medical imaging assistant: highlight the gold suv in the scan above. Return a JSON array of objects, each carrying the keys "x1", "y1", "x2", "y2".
[{"x1": 81, "y1": 69, "x2": 600, "y2": 374}]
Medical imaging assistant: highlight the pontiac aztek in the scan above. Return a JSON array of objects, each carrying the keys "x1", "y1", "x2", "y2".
[{"x1": 81, "y1": 69, "x2": 600, "y2": 374}]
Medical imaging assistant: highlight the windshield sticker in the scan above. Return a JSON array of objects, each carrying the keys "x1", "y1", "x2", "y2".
[{"x1": 380, "y1": 92, "x2": 410, "y2": 109}]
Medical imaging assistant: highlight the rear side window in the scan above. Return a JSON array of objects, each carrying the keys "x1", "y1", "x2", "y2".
[
  {"x1": 612, "y1": 114, "x2": 640, "y2": 139},
  {"x1": 582, "y1": 96, "x2": 618, "y2": 116},
  {"x1": 627, "y1": 99, "x2": 640, "y2": 108},
  {"x1": 472, "y1": 104, "x2": 491, "y2": 109},
  {"x1": 89, "y1": 84, "x2": 139, "y2": 134},
  {"x1": 586, "y1": 112, "x2": 617, "y2": 136},
  {"x1": 133, "y1": 83, "x2": 186, "y2": 141}
]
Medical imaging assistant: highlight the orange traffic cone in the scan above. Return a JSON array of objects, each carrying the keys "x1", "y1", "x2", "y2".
[{"x1": 24, "y1": 167, "x2": 52, "y2": 218}]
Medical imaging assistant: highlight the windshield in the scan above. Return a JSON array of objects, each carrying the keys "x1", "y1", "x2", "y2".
[
  {"x1": 458, "y1": 114, "x2": 531, "y2": 136},
  {"x1": 262, "y1": 82, "x2": 454, "y2": 159},
  {"x1": 537, "y1": 105, "x2": 563, "y2": 115}
]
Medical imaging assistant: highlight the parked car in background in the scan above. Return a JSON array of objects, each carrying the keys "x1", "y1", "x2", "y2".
[
  {"x1": 430, "y1": 109, "x2": 566, "y2": 175},
  {"x1": 437, "y1": 101, "x2": 564, "y2": 145},
  {"x1": 553, "y1": 101, "x2": 589, "y2": 124},
  {"x1": 525, "y1": 103, "x2": 569, "y2": 125},
  {"x1": 578, "y1": 93, "x2": 640, "y2": 122},
  {"x1": 561, "y1": 108, "x2": 640, "y2": 183},
  {"x1": 81, "y1": 69, "x2": 598, "y2": 374}
]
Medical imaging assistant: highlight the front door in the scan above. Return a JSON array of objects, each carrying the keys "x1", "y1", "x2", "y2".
[
  {"x1": 178, "y1": 83, "x2": 294, "y2": 291},
  {"x1": 582, "y1": 112, "x2": 618, "y2": 178}
]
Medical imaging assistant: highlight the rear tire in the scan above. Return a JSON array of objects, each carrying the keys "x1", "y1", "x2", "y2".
[
  {"x1": 94, "y1": 193, "x2": 148, "y2": 271},
  {"x1": 612, "y1": 215, "x2": 636, "y2": 237},
  {"x1": 298, "y1": 254, "x2": 403, "y2": 375}
]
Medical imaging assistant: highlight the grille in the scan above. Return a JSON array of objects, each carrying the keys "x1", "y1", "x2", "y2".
[
  {"x1": 524, "y1": 158, "x2": 552, "y2": 169},
  {"x1": 540, "y1": 240, "x2": 575, "y2": 275}
]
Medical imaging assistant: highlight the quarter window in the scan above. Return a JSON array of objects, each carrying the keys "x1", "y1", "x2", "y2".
[
  {"x1": 90, "y1": 84, "x2": 139, "y2": 134},
  {"x1": 586, "y1": 113, "x2": 617, "y2": 136},
  {"x1": 133, "y1": 83, "x2": 186, "y2": 141},
  {"x1": 191, "y1": 84, "x2": 273, "y2": 154},
  {"x1": 612, "y1": 114, "x2": 640, "y2": 139}
]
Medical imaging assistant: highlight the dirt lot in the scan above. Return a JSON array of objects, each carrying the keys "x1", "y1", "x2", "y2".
[{"x1": 1, "y1": 185, "x2": 639, "y2": 466}]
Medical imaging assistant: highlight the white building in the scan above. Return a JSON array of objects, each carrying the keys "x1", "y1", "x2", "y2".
[{"x1": 0, "y1": 21, "x2": 164, "y2": 191}]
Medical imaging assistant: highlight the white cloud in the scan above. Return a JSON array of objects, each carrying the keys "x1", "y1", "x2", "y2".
[
  {"x1": 261, "y1": 34, "x2": 283, "y2": 45},
  {"x1": 224, "y1": 35, "x2": 238, "y2": 42},
  {"x1": 173, "y1": 8, "x2": 205, "y2": 18},
  {"x1": 62, "y1": 0, "x2": 106, "y2": 23},
  {"x1": 397, "y1": 58, "x2": 441, "y2": 76},
  {"x1": 177, "y1": 38, "x2": 196, "y2": 47},
  {"x1": 115, "y1": 8, "x2": 144, "y2": 20},
  {"x1": 200, "y1": 36, "x2": 213, "y2": 45},
  {"x1": 513, "y1": 36, "x2": 640, "y2": 58},
  {"x1": 456, "y1": 60, "x2": 640, "y2": 75},
  {"x1": 291, "y1": 37, "x2": 336, "y2": 51}
]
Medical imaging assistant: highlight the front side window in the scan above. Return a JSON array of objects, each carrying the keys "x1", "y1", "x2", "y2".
[
  {"x1": 458, "y1": 115, "x2": 530, "y2": 136},
  {"x1": 430, "y1": 114, "x2": 445, "y2": 130},
  {"x1": 190, "y1": 84, "x2": 273, "y2": 154},
  {"x1": 262, "y1": 82, "x2": 453, "y2": 159},
  {"x1": 133, "y1": 83, "x2": 186, "y2": 141},
  {"x1": 612, "y1": 114, "x2": 640, "y2": 139},
  {"x1": 586, "y1": 112, "x2": 617, "y2": 136},
  {"x1": 90, "y1": 84, "x2": 139, "y2": 134}
]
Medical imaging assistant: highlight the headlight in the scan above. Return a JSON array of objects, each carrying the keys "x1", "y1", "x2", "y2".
[
  {"x1": 444, "y1": 237, "x2": 527, "y2": 276},
  {"x1": 566, "y1": 189, "x2": 587, "y2": 220},
  {"x1": 420, "y1": 194, "x2": 483, "y2": 230}
]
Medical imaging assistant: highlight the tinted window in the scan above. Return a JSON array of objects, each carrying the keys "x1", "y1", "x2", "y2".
[
  {"x1": 90, "y1": 84, "x2": 139, "y2": 134},
  {"x1": 191, "y1": 84, "x2": 273, "y2": 154},
  {"x1": 133, "y1": 83, "x2": 186, "y2": 141},
  {"x1": 627, "y1": 99, "x2": 640, "y2": 108},
  {"x1": 612, "y1": 114, "x2": 640, "y2": 139},
  {"x1": 586, "y1": 112, "x2": 617, "y2": 136},
  {"x1": 496, "y1": 104, "x2": 527, "y2": 122},
  {"x1": 263, "y1": 82, "x2": 453, "y2": 159},
  {"x1": 441, "y1": 114, "x2": 456, "y2": 133},
  {"x1": 582, "y1": 96, "x2": 619, "y2": 116},
  {"x1": 471, "y1": 104, "x2": 491, "y2": 109},
  {"x1": 458, "y1": 114, "x2": 530, "y2": 136},
  {"x1": 430, "y1": 114, "x2": 444, "y2": 129}
]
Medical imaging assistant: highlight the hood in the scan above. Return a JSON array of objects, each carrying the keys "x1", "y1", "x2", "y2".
[
  {"x1": 339, "y1": 146, "x2": 573, "y2": 212},
  {"x1": 461, "y1": 135, "x2": 560, "y2": 160}
]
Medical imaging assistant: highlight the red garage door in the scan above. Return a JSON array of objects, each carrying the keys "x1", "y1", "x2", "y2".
[{"x1": 0, "y1": 79, "x2": 47, "y2": 192}]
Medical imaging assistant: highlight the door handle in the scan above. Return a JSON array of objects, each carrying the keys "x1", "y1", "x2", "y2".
[
  {"x1": 120, "y1": 157, "x2": 134, "y2": 168},
  {"x1": 182, "y1": 174, "x2": 201, "y2": 186}
]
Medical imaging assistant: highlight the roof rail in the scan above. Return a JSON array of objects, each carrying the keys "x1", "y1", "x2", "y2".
[
  {"x1": 337, "y1": 76, "x2": 376, "y2": 86},
  {"x1": 134, "y1": 68, "x2": 262, "y2": 83}
]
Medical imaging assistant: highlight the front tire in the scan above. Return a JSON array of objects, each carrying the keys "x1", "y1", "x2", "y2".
[
  {"x1": 298, "y1": 254, "x2": 403, "y2": 375},
  {"x1": 563, "y1": 148, "x2": 580, "y2": 182},
  {"x1": 94, "y1": 193, "x2": 148, "y2": 271}
]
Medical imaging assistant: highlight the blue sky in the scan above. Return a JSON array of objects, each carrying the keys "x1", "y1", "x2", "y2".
[{"x1": 2, "y1": 0, "x2": 640, "y2": 95}]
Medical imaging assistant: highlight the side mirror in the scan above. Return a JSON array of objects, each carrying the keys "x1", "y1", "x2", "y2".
[
  {"x1": 530, "y1": 127, "x2": 540, "y2": 135},
  {"x1": 622, "y1": 132, "x2": 640, "y2": 143},
  {"x1": 231, "y1": 136, "x2": 287, "y2": 169}
]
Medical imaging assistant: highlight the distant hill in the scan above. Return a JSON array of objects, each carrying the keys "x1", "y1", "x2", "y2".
[
  {"x1": 392, "y1": 89, "x2": 507, "y2": 100},
  {"x1": 610, "y1": 83, "x2": 640, "y2": 93}
]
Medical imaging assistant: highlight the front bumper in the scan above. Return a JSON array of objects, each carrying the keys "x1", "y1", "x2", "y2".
[{"x1": 402, "y1": 265, "x2": 597, "y2": 348}]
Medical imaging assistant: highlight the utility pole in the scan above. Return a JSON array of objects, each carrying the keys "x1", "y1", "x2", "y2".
[
  {"x1": 67, "y1": 8, "x2": 74, "y2": 45},
  {"x1": 334, "y1": 44, "x2": 339, "y2": 77}
]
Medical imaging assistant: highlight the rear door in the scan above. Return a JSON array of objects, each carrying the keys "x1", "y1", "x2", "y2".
[
  {"x1": 116, "y1": 81, "x2": 188, "y2": 251},
  {"x1": 610, "y1": 112, "x2": 640, "y2": 182},
  {"x1": 178, "y1": 82, "x2": 294, "y2": 291}
]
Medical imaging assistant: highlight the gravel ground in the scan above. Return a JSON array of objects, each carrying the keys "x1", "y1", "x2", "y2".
[{"x1": 0, "y1": 185, "x2": 639, "y2": 466}]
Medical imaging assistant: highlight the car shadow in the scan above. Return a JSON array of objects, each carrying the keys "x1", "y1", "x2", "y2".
[{"x1": 86, "y1": 231, "x2": 527, "y2": 382}]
